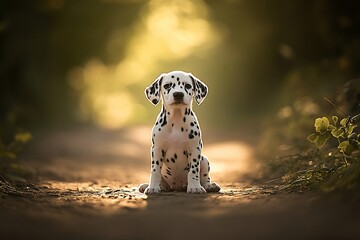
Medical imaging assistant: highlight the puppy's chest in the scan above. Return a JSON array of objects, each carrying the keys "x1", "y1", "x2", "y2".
[{"x1": 155, "y1": 117, "x2": 200, "y2": 147}]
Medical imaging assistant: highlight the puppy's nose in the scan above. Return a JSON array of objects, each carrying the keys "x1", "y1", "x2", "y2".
[{"x1": 173, "y1": 92, "x2": 184, "y2": 101}]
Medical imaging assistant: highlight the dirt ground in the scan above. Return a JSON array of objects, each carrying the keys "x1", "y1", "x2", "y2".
[{"x1": 1, "y1": 127, "x2": 360, "y2": 240}]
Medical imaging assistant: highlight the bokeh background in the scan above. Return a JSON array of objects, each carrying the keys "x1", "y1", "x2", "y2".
[
  {"x1": 2, "y1": 3, "x2": 360, "y2": 239},
  {"x1": 1, "y1": 0, "x2": 360, "y2": 141}
]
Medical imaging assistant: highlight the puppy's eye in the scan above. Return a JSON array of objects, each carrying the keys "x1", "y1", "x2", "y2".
[
  {"x1": 185, "y1": 84, "x2": 192, "y2": 90},
  {"x1": 163, "y1": 83, "x2": 171, "y2": 90}
]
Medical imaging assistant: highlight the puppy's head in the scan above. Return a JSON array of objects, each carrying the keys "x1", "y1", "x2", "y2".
[{"x1": 145, "y1": 70, "x2": 208, "y2": 107}]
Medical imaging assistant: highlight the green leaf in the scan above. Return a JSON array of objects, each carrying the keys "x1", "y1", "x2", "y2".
[
  {"x1": 315, "y1": 132, "x2": 331, "y2": 149},
  {"x1": 340, "y1": 118, "x2": 348, "y2": 127},
  {"x1": 347, "y1": 124, "x2": 357, "y2": 135},
  {"x1": 338, "y1": 140, "x2": 349, "y2": 149},
  {"x1": 332, "y1": 116, "x2": 338, "y2": 124},
  {"x1": 14, "y1": 132, "x2": 32, "y2": 143},
  {"x1": 328, "y1": 124, "x2": 336, "y2": 130},
  {"x1": 314, "y1": 117, "x2": 330, "y2": 134},
  {"x1": 331, "y1": 128, "x2": 344, "y2": 138},
  {"x1": 338, "y1": 140, "x2": 354, "y2": 155},
  {"x1": 307, "y1": 133, "x2": 318, "y2": 143}
]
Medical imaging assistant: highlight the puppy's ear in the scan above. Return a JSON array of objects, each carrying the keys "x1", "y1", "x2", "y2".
[
  {"x1": 145, "y1": 73, "x2": 164, "y2": 106},
  {"x1": 189, "y1": 73, "x2": 208, "y2": 105}
]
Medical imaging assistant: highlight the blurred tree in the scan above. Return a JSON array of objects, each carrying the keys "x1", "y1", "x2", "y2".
[
  {"x1": 205, "y1": 0, "x2": 360, "y2": 124},
  {"x1": 0, "y1": 0, "x2": 142, "y2": 130},
  {"x1": 1, "y1": 0, "x2": 360, "y2": 130}
]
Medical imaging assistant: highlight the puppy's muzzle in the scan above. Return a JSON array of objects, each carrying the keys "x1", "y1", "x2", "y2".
[{"x1": 173, "y1": 92, "x2": 184, "y2": 104}]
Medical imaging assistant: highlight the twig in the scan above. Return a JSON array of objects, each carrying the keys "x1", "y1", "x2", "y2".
[
  {"x1": 324, "y1": 97, "x2": 347, "y2": 117},
  {"x1": 0, "y1": 174, "x2": 10, "y2": 184},
  {"x1": 265, "y1": 178, "x2": 282, "y2": 184}
]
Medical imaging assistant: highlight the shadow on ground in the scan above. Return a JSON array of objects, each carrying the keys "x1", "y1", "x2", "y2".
[{"x1": 1, "y1": 126, "x2": 359, "y2": 239}]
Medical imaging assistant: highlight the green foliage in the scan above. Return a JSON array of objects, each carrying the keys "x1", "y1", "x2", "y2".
[
  {"x1": 307, "y1": 116, "x2": 359, "y2": 155},
  {"x1": 0, "y1": 131, "x2": 32, "y2": 160},
  {"x1": 279, "y1": 114, "x2": 360, "y2": 192},
  {"x1": 264, "y1": 102, "x2": 360, "y2": 192},
  {"x1": 0, "y1": 131, "x2": 33, "y2": 182}
]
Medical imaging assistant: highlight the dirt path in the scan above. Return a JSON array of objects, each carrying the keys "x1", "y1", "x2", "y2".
[{"x1": 1, "y1": 127, "x2": 359, "y2": 239}]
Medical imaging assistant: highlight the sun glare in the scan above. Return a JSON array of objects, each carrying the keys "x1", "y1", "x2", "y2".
[
  {"x1": 68, "y1": 0, "x2": 221, "y2": 129},
  {"x1": 203, "y1": 141, "x2": 258, "y2": 182}
]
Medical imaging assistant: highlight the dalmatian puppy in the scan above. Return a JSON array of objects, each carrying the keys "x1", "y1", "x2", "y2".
[{"x1": 138, "y1": 70, "x2": 220, "y2": 194}]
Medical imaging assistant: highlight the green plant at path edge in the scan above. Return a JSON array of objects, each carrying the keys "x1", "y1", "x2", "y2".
[
  {"x1": 307, "y1": 116, "x2": 359, "y2": 158},
  {"x1": 0, "y1": 131, "x2": 32, "y2": 160},
  {"x1": 0, "y1": 131, "x2": 33, "y2": 182}
]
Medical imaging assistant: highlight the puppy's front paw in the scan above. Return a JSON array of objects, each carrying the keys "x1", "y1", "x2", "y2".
[
  {"x1": 187, "y1": 184, "x2": 206, "y2": 194},
  {"x1": 144, "y1": 186, "x2": 161, "y2": 195}
]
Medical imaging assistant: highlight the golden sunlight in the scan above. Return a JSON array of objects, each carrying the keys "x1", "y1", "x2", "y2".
[
  {"x1": 68, "y1": 0, "x2": 221, "y2": 129},
  {"x1": 203, "y1": 141, "x2": 259, "y2": 182}
]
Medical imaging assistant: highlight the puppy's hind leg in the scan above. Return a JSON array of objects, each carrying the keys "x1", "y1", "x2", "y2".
[
  {"x1": 138, "y1": 183, "x2": 149, "y2": 193},
  {"x1": 200, "y1": 156, "x2": 221, "y2": 192}
]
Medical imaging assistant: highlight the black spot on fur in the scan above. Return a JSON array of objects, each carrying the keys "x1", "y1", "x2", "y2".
[
  {"x1": 184, "y1": 164, "x2": 190, "y2": 171},
  {"x1": 161, "y1": 110, "x2": 167, "y2": 127}
]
